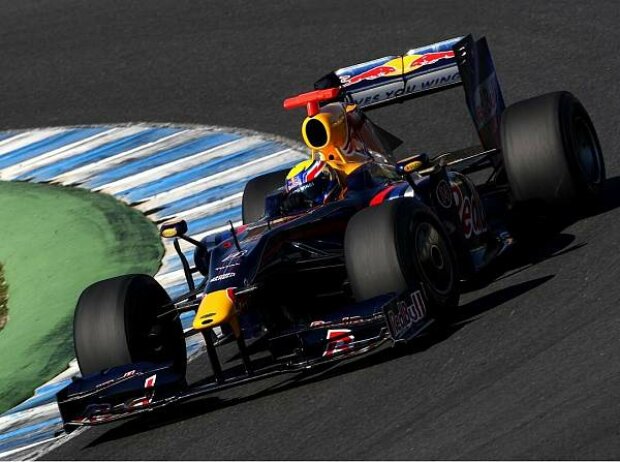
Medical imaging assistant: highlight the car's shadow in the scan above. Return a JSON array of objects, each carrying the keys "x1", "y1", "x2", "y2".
[
  {"x1": 84, "y1": 176, "x2": 620, "y2": 448},
  {"x1": 594, "y1": 175, "x2": 620, "y2": 215},
  {"x1": 464, "y1": 175, "x2": 620, "y2": 289}
]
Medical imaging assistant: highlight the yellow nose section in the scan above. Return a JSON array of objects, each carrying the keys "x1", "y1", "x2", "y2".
[{"x1": 192, "y1": 288, "x2": 240, "y2": 336}]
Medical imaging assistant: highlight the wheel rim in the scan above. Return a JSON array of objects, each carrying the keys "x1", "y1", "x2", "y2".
[
  {"x1": 147, "y1": 323, "x2": 166, "y2": 354},
  {"x1": 573, "y1": 115, "x2": 603, "y2": 186},
  {"x1": 414, "y1": 222, "x2": 453, "y2": 296}
]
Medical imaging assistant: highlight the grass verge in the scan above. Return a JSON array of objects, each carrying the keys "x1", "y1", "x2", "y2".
[{"x1": 0, "y1": 181, "x2": 163, "y2": 413}]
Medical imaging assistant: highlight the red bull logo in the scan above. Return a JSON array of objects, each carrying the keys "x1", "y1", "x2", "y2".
[
  {"x1": 451, "y1": 182, "x2": 487, "y2": 238},
  {"x1": 341, "y1": 65, "x2": 398, "y2": 86},
  {"x1": 339, "y1": 50, "x2": 455, "y2": 87},
  {"x1": 408, "y1": 50, "x2": 455, "y2": 70}
]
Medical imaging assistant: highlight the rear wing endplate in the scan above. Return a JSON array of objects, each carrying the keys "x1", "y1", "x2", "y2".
[{"x1": 454, "y1": 35, "x2": 506, "y2": 149}]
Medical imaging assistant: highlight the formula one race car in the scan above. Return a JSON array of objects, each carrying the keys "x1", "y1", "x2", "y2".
[{"x1": 57, "y1": 34, "x2": 605, "y2": 429}]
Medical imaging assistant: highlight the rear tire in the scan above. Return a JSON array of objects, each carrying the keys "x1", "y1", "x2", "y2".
[
  {"x1": 74, "y1": 274, "x2": 186, "y2": 376},
  {"x1": 501, "y1": 91, "x2": 605, "y2": 207},
  {"x1": 345, "y1": 199, "x2": 459, "y2": 320},
  {"x1": 242, "y1": 169, "x2": 290, "y2": 224}
]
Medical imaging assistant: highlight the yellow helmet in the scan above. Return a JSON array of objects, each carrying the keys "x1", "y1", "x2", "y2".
[{"x1": 283, "y1": 159, "x2": 341, "y2": 211}]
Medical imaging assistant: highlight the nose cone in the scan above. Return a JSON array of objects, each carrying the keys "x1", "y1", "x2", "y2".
[{"x1": 192, "y1": 288, "x2": 240, "y2": 336}]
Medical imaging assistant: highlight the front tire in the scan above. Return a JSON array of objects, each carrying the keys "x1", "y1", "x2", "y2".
[
  {"x1": 501, "y1": 91, "x2": 605, "y2": 207},
  {"x1": 345, "y1": 199, "x2": 459, "y2": 320},
  {"x1": 74, "y1": 274, "x2": 186, "y2": 376}
]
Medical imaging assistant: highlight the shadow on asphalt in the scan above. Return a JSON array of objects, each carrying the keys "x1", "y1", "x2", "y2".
[
  {"x1": 466, "y1": 175, "x2": 620, "y2": 289},
  {"x1": 83, "y1": 176, "x2": 620, "y2": 449},
  {"x1": 594, "y1": 175, "x2": 620, "y2": 216}
]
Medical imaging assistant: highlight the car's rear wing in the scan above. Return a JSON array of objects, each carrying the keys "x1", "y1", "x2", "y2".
[{"x1": 313, "y1": 34, "x2": 505, "y2": 150}]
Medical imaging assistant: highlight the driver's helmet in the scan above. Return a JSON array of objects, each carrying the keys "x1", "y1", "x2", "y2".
[{"x1": 283, "y1": 159, "x2": 340, "y2": 211}]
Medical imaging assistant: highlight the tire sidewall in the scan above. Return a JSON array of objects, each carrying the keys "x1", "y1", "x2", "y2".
[
  {"x1": 559, "y1": 94, "x2": 605, "y2": 198},
  {"x1": 501, "y1": 91, "x2": 605, "y2": 207},
  {"x1": 395, "y1": 202, "x2": 460, "y2": 318},
  {"x1": 345, "y1": 198, "x2": 460, "y2": 321},
  {"x1": 74, "y1": 275, "x2": 186, "y2": 376}
]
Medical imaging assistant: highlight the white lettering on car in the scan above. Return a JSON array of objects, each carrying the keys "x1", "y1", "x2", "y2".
[
  {"x1": 451, "y1": 183, "x2": 487, "y2": 238},
  {"x1": 210, "y1": 272, "x2": 236, "y2": 282}
]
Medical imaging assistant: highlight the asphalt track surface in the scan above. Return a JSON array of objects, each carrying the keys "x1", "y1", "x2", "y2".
[{"x1": 1, "y1": 0, "x2": 618, "y2": 459}]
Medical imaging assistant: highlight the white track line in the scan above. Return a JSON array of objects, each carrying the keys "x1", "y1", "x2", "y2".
[
  {"x1": 94, "y1": 137, "x2": 263, "y2": 195},
  {"x1": 0, "y1": 403, "x2": 59, "y2": 434},
  {"x1": 155, "y1": 269, "x2": 190, "y2": 287},
  {"x1": 34, "y1": 360, "x2": 80, "y2": 390},
  {"x1": 0, "y1": 126, "x2": 146, "y2": 180},
  {"x1": 155, "y1": 192, "x2": 242, "y2": 222},
  {"x1": 0, "y1": 436, "x2": 59, "y2": 460},
  {"x1": 51, "y1": 129, "x2": 202, "y2": 185},
  {"x1": 0, "y1": 129, "x2": 68, "y2": 157},
  {"x1": 135, "y1": 148, "x2": 304, "y2": 213}
]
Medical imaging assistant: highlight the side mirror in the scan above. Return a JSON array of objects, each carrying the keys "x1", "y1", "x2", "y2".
[
  {"x1": 160, "y1": 219, "x2": 188, "y2": 239},
  {"x1": 402, "y1": 160, "x2": 424, "y2": 173},
  {"x1": 396, "y1": 153, "x2": 429, "y2": 174}
]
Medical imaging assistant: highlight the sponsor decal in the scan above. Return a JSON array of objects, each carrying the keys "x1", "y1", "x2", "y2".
[
  {"x1": 144, "y1": 374, "x2": 157, "y2": 389},
  {"x1": 351, "y1": 70, "x2": 460, "y2": 107},
  {"x1": 406, "y1": 50, "x2": 455, "y2": 71},
  {"x1": 221, "y1": 250, "x2": 247, "y2": 262},
  {"x1": 473, "y1": 72, "x2": 503, "y2": 148},
  {"x1": 342, "y1": 65, "x2": 398, "y2": 86},
  {"x1": 474, "y1": 73, "x2": 502, "y2": 129},
  {"x1": 340, "y1": 51, "x2": 455, "y2": 88},
  {"x1": 214, "y1": 262, "x2": 241, "y2": 271},
  {"x1": 451, "y1": 182, "x2": 487, "y2": 238},
  {"x1": 210, "y1": 272, "x2": 236, "y2": 282},
  {"x1": 386, "y1": 290, "x2": 427, "y2": 339},
  {"x1": 310, "y1": 314, "x2": 382, "y2": 329},
  {"x1": 338, "y1": 57, "x2": 401, "y2": 87},
  {"x1": 95, "y1": 369, "x2": 136, "y2": 389},
  {"x1": 322, "y1": 329, "x2": 355, "y2": 358},
  {"x1": 436, "y1": 179, "x2": 452, "y2": 208}
]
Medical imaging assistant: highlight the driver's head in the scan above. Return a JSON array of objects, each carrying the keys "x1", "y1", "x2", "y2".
[{"x1": 283, "y1": 159, "x2": 340, "y2": 212}]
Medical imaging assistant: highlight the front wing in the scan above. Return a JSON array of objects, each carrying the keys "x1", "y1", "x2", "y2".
[{"x1": 57, "y1": 288, "x2": 433, "y2": 430}]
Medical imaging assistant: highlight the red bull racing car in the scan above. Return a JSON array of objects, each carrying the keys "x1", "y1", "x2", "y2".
[{"x1": 57, "y1": 34, "x2": 605, "y2": 429}]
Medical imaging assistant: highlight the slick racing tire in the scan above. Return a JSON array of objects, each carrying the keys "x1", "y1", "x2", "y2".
[
  {"x1": 74, "y1": 274, "x2": 186, "y2": 376},
  {"x1": 501, "y1": 91, "x2": 605, "y2": 207},
  {"x1": 345, "y1": 199, "x2": 459, "y2": 320},
  {"x1": 242, "y1": 169, "x2": 290, "y2": 224}
]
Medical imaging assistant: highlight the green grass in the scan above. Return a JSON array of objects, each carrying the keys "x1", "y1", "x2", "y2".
[{"x1": 0, "y1": 181, "x2": 163, "y2": 413}]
